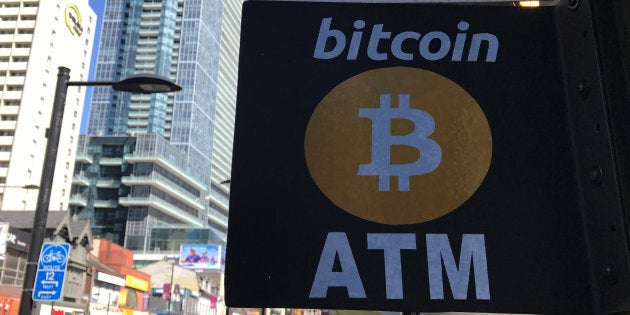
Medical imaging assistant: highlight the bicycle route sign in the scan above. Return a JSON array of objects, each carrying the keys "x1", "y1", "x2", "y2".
[{"x1": 33, "y1": 242, "x2": 70, "y2": 301}]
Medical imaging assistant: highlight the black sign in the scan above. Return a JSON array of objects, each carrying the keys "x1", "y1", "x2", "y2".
[{"x1": 226, "y1": 1, "x2": 630, "y2": 314}]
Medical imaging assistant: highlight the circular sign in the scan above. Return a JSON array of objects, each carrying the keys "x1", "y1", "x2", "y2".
[
  {"x1": 304, "y1": 67, "x2": 492, "y2": 225},
  {"x1": 65, "y1": 4, "x2": 83, "y2": 36}
]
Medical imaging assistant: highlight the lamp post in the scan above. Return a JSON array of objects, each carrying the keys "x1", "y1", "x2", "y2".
[
  {"x1": 164, "y1": 255, "x2": 178, "y2": 315},
  {"x1": 19, "y1": 66, "x2": 181, "y2": 315}
]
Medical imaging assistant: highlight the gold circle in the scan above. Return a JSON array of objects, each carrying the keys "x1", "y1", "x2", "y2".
[{"x1": 304, "y1": 67, "x2": 492, "y2": 225}]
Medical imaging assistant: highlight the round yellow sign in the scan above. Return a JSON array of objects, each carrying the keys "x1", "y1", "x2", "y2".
[
  {"x1": 65, "y1": 4, "x2": 83, "y2": 37},
  {"x1": 304, "y1": 67, "x2": 492, "y2": 225}
]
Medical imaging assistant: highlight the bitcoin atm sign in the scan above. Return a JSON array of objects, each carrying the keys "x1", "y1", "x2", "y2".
[
  {"x1": 227, "y1": 2, "x2": 596, "y2": 314},
  {"x1": 305, "y1": 67, "x2": 492, "y2": 225}
]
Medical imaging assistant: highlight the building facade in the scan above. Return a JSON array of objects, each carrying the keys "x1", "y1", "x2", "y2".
[
  {"x1": 78, "y1": 0, "x2": 229, "y2": 251},
  {"x1": 90, "y1": 238, "x2": 151, "y2": 315},
  {"x1": 0, "y1": 211, "x2": 93, "y2": 315},
  {"x1": 208, "y1": 0, "x2": 245, "y2": 234},
  {"x1": 70, "y1": 134, "x2": 226, "y2": 252},
  {"x1": 213, "y1": 0, "x2": 243, "y2": 186},
  {"x1": 0, "y1": 0, "x2": 96, "y2": 211}
]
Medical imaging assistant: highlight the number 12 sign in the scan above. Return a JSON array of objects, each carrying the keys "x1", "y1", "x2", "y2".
[{"x1": 33, "y1": 242, "x2": 71, "y2": 301}]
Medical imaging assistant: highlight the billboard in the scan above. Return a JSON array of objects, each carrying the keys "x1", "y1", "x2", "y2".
[
  {"x1": 0, "y1": 222, "x2": 7, "y2": 260},
  {"x1": 179, "y1": 244, "x2": 223, "y2": 270}
]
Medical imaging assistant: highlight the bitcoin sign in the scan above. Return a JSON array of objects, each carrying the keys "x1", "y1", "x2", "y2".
[
  {"x1": 226, "y1": 1, "x2": 613, "y2": 314},
  {"x1": 304, "y1": 67, "x2": 492, "y2": 224}
]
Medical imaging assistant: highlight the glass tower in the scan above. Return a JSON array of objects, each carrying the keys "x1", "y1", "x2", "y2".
[
  {"x1": 76, "y1": 0, "x2": 226, "y2": 252},
  {"x1": 87, "y1": 0, "x2": 221, "y2": 189}
]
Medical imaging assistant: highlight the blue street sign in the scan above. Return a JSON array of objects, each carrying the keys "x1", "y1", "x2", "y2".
[{"x1": 33, "y1": 242, "x2": 70, "y2": 301}]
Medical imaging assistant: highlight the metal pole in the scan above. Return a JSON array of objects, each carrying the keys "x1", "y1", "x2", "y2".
[
  {"x1": 18, "y1": 66, "x2": 70, "y2": 315},
  {"x1": 106, "y1": 291, "x2": 111, "y2": 315},
  {"x1": 168, "y1": 260, "x2": 175, "y2": 314}
]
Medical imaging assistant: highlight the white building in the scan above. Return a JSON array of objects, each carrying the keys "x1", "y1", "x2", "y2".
[
  {"x1": 0, "y1": 0, "x2": 96, "y2": 211},
  {"x1": 213, "y1": 0, "x2": 244, "y2": 187}
]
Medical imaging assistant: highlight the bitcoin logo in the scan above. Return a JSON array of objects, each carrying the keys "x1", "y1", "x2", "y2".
[
  {"x1": 304, "y1": 67, "x2": 492, "y2": 225},
  {"x1": 358, "y1": 94, "x2": 442, "y2": 191}
]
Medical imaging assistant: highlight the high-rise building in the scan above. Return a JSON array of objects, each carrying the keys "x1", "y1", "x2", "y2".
[
  {"x1": 208, "y1": 0, "x2": 244, "y2": 232},
  {"x1": 71, "y1": 134, "x2": 225, "y2": 250},
  {"x1": 214, "y1": 0, "x2": 243, "y2": 186},
  {"x1": 0, "y1": 0, "x2": 96, "y2": 211},
  {"x1": 72, "y1": 0, "x2": 230, "y2": 252}
]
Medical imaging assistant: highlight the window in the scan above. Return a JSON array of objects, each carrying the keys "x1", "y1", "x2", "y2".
[
  {"x1": 100, "y1": 166, "x2": 121, "y2": 178},
  {"x1": 102, "y1": 145, "x2": 124, "y2": 157},
  {"x1": 6, "y1": 85, "x2": 22, "y2": 91}
]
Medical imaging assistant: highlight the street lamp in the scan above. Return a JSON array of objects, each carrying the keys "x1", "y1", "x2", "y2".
[
  {"x1": 163, "y1": 255, "x2": 179, "y2": 315},
  {"x1": 19, "y1": 66, "x2": 181, "y2": 315}
]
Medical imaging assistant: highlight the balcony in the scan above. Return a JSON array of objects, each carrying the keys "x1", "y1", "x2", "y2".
[
  {"x1": 8, "y1": 62, "x2": 27, "y2": 70},
  {"x1": 99, "y1": 157, "x2": 123, "y2": 166},
  {"x1": 0, "y1": 22, "x2": 18, "y2": 29},
  {"x1": 93, "y1": 200, "x2": 118, "y2": 208},
  {"x1": 0, "y1": 105, "x2": 20, "y2": 116},
  {"x1": 13, "y1": 34, "x2": 32, "y2": 43},
  {"x1": 4, "y1": 76, "x2": 24, "y2": 86},
  {"x1": 10, "y1": 48, "x2": 29, "y2": 56},
  {"x1": 1, "y1": 91, "x2": 22, "y2": 100},
  {"x1": 0, "y1": 136, "x2": 13, "y2": 146},
  {"x1": 121, "y1": 174, "x2": 204, "y2": 211},
  {"x1": 119, "y1": 196, "x2": 203, "y2": 227},
  {"x1": 0, "y1": 34, "x2": 14, "y2": 42},
  {"x1": 128, "y1": 111, "x2": 148, "y2": 119},
  {"x1": 72, "y1": 173, "x2": 90, "y2": 186},
  {"x1": 0, "y1": 121, "x2": 16, "y2": 130},
  {"x1": 207, "y1": 210, "x2": 228, "y2": 229},
  {"x1": 75, "y1": 153, "x2": 93, "y2": 164},
  {"x1": 96, "y1": 178, "x2": 121, "y2": 188},
  {"x1": 16, "y1": 20, "x2": 35, "y2": 29},
  {"x1": 69, "y1": 194, "x2": 88, "y2": 207},
  {"x1": 124, "y1": 154, "x2": 205, "y2": 190},
  {"x1": 0, "y1": 8, "x2": 19, "y2": 15}
]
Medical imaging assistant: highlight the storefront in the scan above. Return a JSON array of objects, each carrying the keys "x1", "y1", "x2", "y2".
[
  {"x1": 119, "y1": 274, "x2": 150, "y2": 314},
  {"x1": 90, "y1": 271, "x2": 125, "y2": 315}
]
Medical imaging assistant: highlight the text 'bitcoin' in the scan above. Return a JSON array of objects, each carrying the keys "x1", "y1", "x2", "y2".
[{"x1": 314, "y1": 18, "x2": 499, "y2": 62}]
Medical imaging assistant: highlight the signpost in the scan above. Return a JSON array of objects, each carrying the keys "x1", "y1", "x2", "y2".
[
  {"x1": 33, "y1": 243, "x2": 70, "y2": 301},
  {"x1": 226, "y1": 0, "x2": 630, "y2": 314}
]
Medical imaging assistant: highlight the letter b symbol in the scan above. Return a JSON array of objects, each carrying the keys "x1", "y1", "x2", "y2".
[
  {"x1": 358, "y1": 94, "x2": 442, "y2": 191},
  {"x1": 314, "y1": 18, "x2": 346, "y2": 59}
]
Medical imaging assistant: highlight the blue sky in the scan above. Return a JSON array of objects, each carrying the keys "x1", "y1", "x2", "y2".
[{"x1": 81, "y1": 0, "x2": 106, "y2": 134}]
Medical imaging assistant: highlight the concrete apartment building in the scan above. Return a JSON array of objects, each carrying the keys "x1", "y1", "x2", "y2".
[{"x1": 0, "y1": 0, "x2": 96, "y2": 212}]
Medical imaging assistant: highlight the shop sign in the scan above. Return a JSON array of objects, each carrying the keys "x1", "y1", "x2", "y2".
[
  {"x1": 225, "y1": 1, "x2": 626, "y2": 314},
  {"x1": 125, "y1": 275, "x2": 149, "y2": 291}
]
